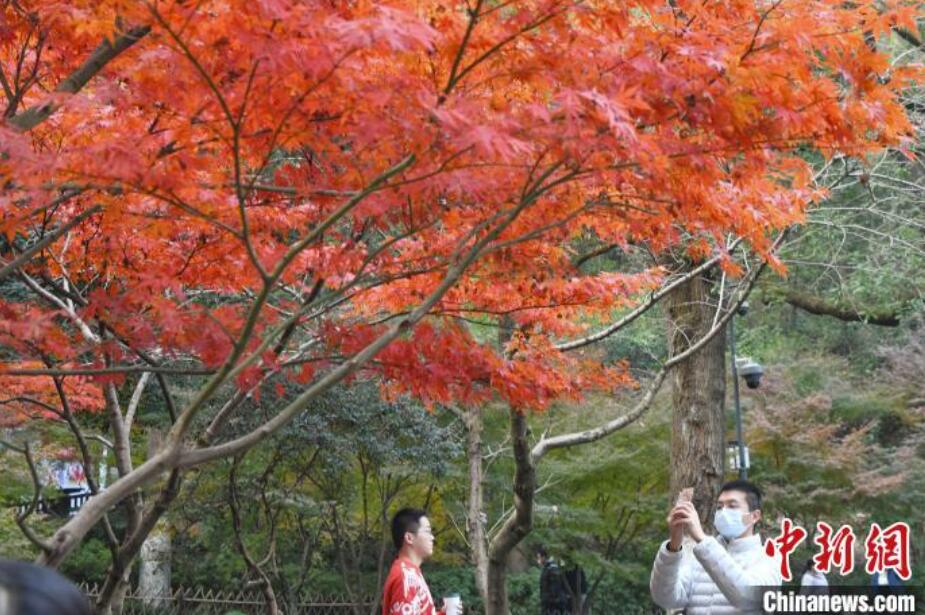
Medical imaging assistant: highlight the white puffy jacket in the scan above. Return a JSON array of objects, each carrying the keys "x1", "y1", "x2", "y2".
[{"x1": 649, "y1": 534, "x2": 782, "y2": 614}]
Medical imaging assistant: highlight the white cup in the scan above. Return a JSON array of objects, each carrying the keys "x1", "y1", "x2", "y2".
[{"x1": 443, "y1": 594, "x2": 462, "y2": 615}]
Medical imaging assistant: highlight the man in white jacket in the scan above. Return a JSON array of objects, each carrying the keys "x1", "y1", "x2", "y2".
[{"x1": 649, "y1": 480, "x2": 782, "y2": 615}]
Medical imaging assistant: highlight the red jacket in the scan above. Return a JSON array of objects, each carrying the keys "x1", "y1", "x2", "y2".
[{"x1": 382, "y1": 556, "x2": 446, "y2": 615}]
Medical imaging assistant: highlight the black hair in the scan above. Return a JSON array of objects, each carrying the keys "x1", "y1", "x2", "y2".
[
  {"x1": 719, "y1": 479, "x2": 762, "y2": 512},
  {"x1": 805, "y1": 558, "x2": 816, "y2": 574},
  {"x1": 391, "y1": 508, "x2": 427, "y2": 550},
  {"x1": 0, "y1": 560, "x2": 91, "y2": 615},
  {"x1": 536, "y1": 546, "x2": 548, "y2": 559}
]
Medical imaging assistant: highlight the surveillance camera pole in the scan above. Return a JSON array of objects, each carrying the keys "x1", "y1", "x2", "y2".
[{"x1": 729, "y1": 316, "x2": 747, "y2": 480}]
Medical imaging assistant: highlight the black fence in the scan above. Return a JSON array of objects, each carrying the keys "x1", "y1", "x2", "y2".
[
  {"x1": 15, "y1": 489, "x2": 91, "y2": 517},
  {"x1": 79, "y1": 584, "x2": 376, "y2": 615}
]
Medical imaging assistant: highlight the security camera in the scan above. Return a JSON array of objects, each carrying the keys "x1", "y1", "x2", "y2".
[{"x1": 738, "y1": 360, "x2": 764, "y2": 389}]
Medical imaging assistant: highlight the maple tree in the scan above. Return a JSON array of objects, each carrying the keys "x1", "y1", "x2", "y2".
[{"x1": 0, "y1": 0, "x2": 920, "y2": 609}]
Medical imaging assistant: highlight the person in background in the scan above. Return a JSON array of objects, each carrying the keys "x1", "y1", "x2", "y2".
[
  {"x1": 799, "y1": 558, "x2": 828, "y2": 594},
  {"x1": 870, "y1": 568, "x2": 905, "y2": 595},
  {"x1": 537, "y1": 547, "x2": 570, "y2": 615},
  {"x1": 0, "y1": 559, "x2": 92, "y2": 615}
]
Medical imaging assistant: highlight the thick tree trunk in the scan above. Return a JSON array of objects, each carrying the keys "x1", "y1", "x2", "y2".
[
  {"x1": 465, "y1": 406, "x2": 490, "y2": 604},
  {"x1": 666, "y1": 270, "x2": 727, "y2": 523},
  {"x1": 485, "y1": 558, "x2": 510, "y2": 615}
]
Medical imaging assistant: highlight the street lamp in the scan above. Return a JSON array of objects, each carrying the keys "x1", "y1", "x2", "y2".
[{"x1": 729, "y1": 301, "x2": 762, "y2": 480}]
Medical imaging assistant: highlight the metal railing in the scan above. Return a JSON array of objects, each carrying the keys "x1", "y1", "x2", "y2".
[
  {"x1": 15, "y1": 489, "x2": 91, "y2": 517},
  {"x1": 79, "y1": 584, "x2": 376, "y2": 615}
]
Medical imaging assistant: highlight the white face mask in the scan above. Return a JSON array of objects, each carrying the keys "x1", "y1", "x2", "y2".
[{"x1": 713, "y1": 507, "x2": 750, "y2": 540}]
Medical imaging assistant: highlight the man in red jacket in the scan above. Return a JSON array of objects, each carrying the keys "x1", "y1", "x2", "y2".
[{"x1": 382, "y1": 508, "x2": 462, "y2": 615}]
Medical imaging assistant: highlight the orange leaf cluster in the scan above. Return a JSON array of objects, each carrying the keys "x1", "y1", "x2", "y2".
[{"x1": 0, "y1": 362, "x2": 103, "y2": 427}]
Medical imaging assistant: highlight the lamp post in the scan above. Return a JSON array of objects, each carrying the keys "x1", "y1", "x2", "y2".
[{"x1": 728, "y1": 302, "x2": 763, "y2": 480}]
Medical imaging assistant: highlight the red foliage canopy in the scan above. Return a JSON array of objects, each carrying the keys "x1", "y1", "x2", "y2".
[{"x1": 0, "y1": 0, "x2": 918, "y2": 415}]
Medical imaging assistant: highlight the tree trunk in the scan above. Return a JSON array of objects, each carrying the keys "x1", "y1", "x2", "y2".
[
  {"x1": 485, "y1": 408, "x2": 535, "y2": 615},
  {"x1": 96, "y1": 429, "x2": 182, "y2": 614},
  {"x1": 108, "y1": 577, "x2": 130, "y2": 615},
  {"x1": 96, "y1": 386, "x2": 144, "y2": 615},
  {"x1": 485, "y1": 557, "x2": 510, "y2": 615},
  {"x1": 94, "y1": 573, "x2": 129, "y2": 615},
  {"x1": 465, "y1": 405, "x2": 490, "y2": 604},
  {"x1": 666, "y1": 269, "x2": 727, "y2": 524}
]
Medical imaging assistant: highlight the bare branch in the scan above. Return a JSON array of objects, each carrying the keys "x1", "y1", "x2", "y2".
[
  {"x1": 15, "y1": 442, "x2": 54, "y2": 554},
  {"x1": 534, "y1": 236, "x2": 776, "y2": 460},
  {"x1": 20, "y1": 271, "x2": 101, "y2": 343},
  {"x1": 198, "y1": 386, "x2": 260, "y2": 447},
  {"x1": 125, "y1": 372, "x2": 152, "y2": 431},
  {"x1": 2, "y1": 365, "x2": 213, "y2": 377},
  {"x1": 0, "y1": 204, "x2": 98, "y2": 282},
  {"x1": 556, "y1": 238, "x2": 743, "y2": 351},
  {"x1": 531, "y1": 368, "x2": 668, "y2": 462},
  {"x1": 51, "y1": 375, "x2": 121, "y2": 552}
]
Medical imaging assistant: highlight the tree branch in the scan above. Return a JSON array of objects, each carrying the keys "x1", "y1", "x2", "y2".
[
  {"x1": 487, "y1": 407, "x2": 534, "y2": 560},
  {"x1": 782, "y1": 289, "x2": 900, "y2": 327},
  {"x1": 556, "y1": 238, "x2": 743, "y2": 351},
  {"x1": 124, "y1": 372, "x2": 152, "y2": 431},
  {"x1": 535, "y1": 238, "x2": 774, "y2": 460},
  {"x1": 443, "y1": 0, "x2": 485, "y2": 98},
  {"x1": 14, "y1": 442, "x2": 54, "y2": 554},
  {"x1": 531, "y1": 368, "x2": 669, "y2": 462},
  {"x1": 3, "y1": 365, "x2": 213, "y2": 377},
  {"x1": 0, "y1": 204, "x2": 99, "y2": 282},
  {"x1": 178, "y1": 166, "x2": 562, "y2": 468},
  {"x1": 51, "y1": 375, "x2": 118, "y2": 549},
  {"x1": 8, "y1": 26, "x2": 150, "y2": 131}
]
